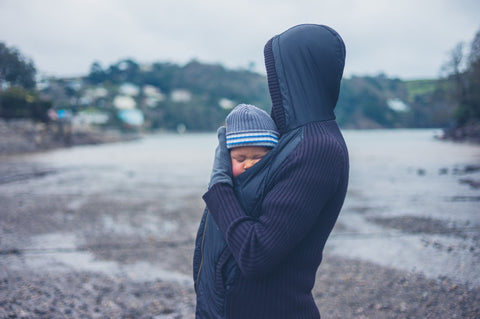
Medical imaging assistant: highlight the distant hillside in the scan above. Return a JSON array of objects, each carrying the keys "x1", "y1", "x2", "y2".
[
  {"x1": 3, "y1": 35, "x2": 478, "y2": 135},
  {"x1": 36, "y1": 59, "x2": 453, "y2": 131},
  {"x1": 39, "y1": 59, "x2": 271, "y2": 131},
  {"x1": 336, "y1": 76, "x2": 452, "y2": 129}
]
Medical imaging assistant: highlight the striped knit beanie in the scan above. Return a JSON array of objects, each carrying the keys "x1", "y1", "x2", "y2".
[{"x1": 226, "y1": 104, "x2": 279, "y2": 149}]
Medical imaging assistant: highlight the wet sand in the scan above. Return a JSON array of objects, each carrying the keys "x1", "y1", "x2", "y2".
[{"x1": 1, "y1": 133, "x2": 479, "y2": 318}]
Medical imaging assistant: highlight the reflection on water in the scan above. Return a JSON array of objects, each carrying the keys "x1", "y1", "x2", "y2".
[{"x1": 1, "y1": 129, "x2": 479, "y2": 286}]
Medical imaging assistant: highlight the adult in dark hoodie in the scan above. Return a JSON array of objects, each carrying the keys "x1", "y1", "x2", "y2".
[{"x1": 194, "y1": 24, "x2": 349, "y2": 318}]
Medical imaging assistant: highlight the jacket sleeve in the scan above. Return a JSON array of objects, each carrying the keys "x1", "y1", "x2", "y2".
[{"x1": 203, "y1": 139, "x2": 344, "y2": 277}]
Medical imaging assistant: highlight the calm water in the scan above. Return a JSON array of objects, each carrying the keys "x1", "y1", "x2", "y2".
[{"x1": 2, "y1": 129, "x2": 480, "y2": 287}]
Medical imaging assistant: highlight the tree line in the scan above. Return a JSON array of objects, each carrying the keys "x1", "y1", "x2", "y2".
[{"x1": 441, "y1": 28, "x2": 480, "y2": 140}]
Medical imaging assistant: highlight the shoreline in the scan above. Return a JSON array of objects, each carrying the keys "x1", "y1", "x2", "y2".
[
  {"x1": 2, "y1": 119, "x2": 479, "y2": 157},
  {"x1": 0, "y1": 118, "x2": 141, "y2": 156},
  {"x1": 441, "y1": 122, "x2": 480, "y2": 144}
]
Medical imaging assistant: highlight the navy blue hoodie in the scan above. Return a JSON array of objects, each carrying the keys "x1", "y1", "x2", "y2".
[{"x1": 194, "y1": 24, "x2": 349, "y2": 318}]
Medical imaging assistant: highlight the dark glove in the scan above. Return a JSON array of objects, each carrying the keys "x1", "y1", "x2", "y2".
[{"x1": 208, "y1": 126, "x2": 233, "y2": 188}]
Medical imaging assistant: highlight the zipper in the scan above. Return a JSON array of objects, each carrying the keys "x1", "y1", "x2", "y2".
[{"x1": 195, "y1": 210, "x2": 209, "y2": 292}]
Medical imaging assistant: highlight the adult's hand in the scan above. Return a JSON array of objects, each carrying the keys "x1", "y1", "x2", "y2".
[{"x1": 209, "y1": 126, "x2": 233, "y2": 188}]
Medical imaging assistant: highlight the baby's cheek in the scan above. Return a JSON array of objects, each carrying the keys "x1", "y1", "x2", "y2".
[{"x1": 232, "y1": 162, "x2": 244, "y2": 178}]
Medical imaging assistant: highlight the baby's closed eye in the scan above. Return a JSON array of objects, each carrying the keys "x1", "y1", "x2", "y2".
[{"x1": 232, "y1": 156, "x2": 245, "y2": 163}]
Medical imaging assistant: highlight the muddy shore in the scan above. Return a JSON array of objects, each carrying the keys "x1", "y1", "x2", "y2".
[
  {"x1": 1, "y1": 132, "x2": 479, "y2": 318},
  {"x1": 0, "y1": 119, "x2": 139, "y2": 155},
  {"x1": 1, "y1": 165, "x2": 479, "y2": 318},
  {"x1": 2, "y1": 253, "x2": 479, "y2": 319},
  {"x1": 1, "y1": 217, "x2": 479, "y2": 318}
]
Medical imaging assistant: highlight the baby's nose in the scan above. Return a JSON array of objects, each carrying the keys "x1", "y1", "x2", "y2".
[{"x1": 244, "y1": 160, "x2": 255, "y2": 170}]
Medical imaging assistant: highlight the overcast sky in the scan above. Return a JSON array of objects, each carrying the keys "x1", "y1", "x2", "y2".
[{"x1": 1, "y1": 0, "x2": 479, "y2": 79}]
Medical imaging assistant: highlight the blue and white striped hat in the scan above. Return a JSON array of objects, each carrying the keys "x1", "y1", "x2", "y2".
[{"x1": 226, "y1": 104, "x2": 279, "y2": 149}]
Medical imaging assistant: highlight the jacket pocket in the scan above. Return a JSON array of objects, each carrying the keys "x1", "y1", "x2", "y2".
[{"x1": 215, "y1": 247, "x2": 238, "y2": 294}]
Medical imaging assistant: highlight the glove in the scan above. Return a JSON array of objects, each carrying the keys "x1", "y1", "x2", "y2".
[{"x1": 208, "y1": 126, "x2": 233, "y2": 188}]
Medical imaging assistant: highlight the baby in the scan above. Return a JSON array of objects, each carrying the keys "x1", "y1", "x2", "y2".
[{"x1": 225, "y1": 104, "x2": 279, "y2": 177}]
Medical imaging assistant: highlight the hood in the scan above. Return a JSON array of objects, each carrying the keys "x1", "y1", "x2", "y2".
[{"x1": 264, "y1": 24, "x2": 346, "y2": 133}]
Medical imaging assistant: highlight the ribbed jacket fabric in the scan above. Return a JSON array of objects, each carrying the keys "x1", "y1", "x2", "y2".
[
  {"x1": 197, "y1": 24, "x2": 348, "y2": 318},
  {"x1": 203, "y1": 121, "x2": 348, "y2": 318}
]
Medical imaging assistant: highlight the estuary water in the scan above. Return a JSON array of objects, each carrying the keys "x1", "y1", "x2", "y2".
[
  {"x1": 330, "y1": 129, "x2": 480, "y2": 287},
  {"x1": 1, "y1": 129, "x2": 479, "y2": 288}
]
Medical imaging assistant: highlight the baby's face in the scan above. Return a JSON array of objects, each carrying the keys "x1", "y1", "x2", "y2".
[{"x1": 230, "y1": 146, "x2": 270, "y2": 178}]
